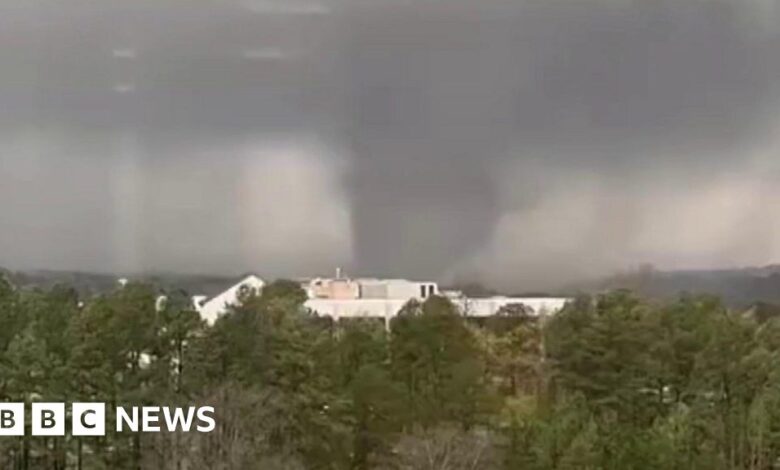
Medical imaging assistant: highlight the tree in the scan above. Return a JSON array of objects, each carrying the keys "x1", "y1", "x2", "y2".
[
  {"x1": 390, "y1": 296, "x2": 494, "y2": 429},
  {"x1": 67, "y1": 282, "x2": 159, "y2": 469},
  {"x1": 481, "y1": 303, "x2": 543, "y2": 397},
  {"x1": 196, "y1": 279, "x2": 352, "y2": 468},
  {"x1": 545, "y1": 291, "x2": 658, "y2": 424},
  {"x1": 332, "y1": 319, "x2": 403, "y2": 469}
]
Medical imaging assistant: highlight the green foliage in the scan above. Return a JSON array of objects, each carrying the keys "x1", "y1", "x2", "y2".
[
  {"x1": 503, "y1": 291, "x2": 780, "y2": 470},
  {"x1": 4, "y1": 277, "x2": 780, "y2": 469},
  {"x1": 390, "y1": 296, "x2": 495, "y2": 429}
]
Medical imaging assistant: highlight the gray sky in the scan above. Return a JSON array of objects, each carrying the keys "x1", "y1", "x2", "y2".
[{"x1": 1, "y1": 0, "x2": 778, "y2": 290}]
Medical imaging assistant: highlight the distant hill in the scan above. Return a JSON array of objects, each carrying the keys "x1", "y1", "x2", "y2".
[
  {"x1": 5, "y1": 265, "x2": 780, "y2": 308},
  {"x1": 570, "y1": 265, "x2": 780, "y2": 307},
  {"x1": 0, "y1": 268, "x2": 238, "y2": 299}
]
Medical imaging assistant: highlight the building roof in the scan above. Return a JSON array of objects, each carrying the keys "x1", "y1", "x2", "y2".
[{"x1": 196, "y1": 274, "x2": 265, "y2": 324}]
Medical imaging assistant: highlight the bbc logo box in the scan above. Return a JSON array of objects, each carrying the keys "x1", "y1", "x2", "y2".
[
  {"x1": 0, "y1": 403, "x2": 214, "y2": 436},
  {"x1": 0, "y1": 403, "x2": 24, "y2": 436},
  {"x1": 0, "y1": 403, "x2": 104, "y2": 436}
]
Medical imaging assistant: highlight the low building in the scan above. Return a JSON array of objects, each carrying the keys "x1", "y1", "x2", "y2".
[{"x1": 193, "y1": 273, "x2": 569, "y2": 326}]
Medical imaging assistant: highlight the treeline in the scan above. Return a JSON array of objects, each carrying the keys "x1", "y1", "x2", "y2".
[{"x1": 2, "y1": 277, "x2": 780, "y2": 469}]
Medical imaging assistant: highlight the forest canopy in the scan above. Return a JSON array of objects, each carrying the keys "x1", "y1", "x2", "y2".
[{"x1": 1, "y1": 276, "x2": 779, "y2": 469}]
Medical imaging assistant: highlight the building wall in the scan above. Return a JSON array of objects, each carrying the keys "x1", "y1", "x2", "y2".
[
  {"x1": 310, "y1": 278, "x2": 439, "y2": 301},
  {"x1": 305, "y1": 296, "x2": 569, "y2": 321},
  {"x1": 453, "y1": 297, "x2": 569, "y2": 317},
  {"x1": 329, "y1": 279, "x2": 361, "y2": 299},
  {"x1": 305, "y1": 298, "x2": 409, "y2": 321},
  {"x1": 385, "y1": 280, "x2": 438, "y2": 300},
  {"x1": 358, "y1": 280, "x2": 389, "y2": 299},
  {"x1": 308, "y1": 278, "x2": 360, "y2": 299},
  {"x1": 308, "y1": 279, "x2": 330, "y2": 298}
]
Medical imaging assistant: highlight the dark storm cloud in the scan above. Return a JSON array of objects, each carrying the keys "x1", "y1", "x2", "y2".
[
  {"x1": 342, "y1": 0, "x2": 780, "y2": 286},
  {"x1": 0, "y1": 0, "x2": 778, "y2": 289},
  {"x1": 0, "y1": 0, "x2": 352, "y2": 276}
]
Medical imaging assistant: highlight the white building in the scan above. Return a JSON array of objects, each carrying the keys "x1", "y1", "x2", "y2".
[
  {"x1": 195, "y1": 274, "x2": 265, "y2": 325},
  {"x1": 193, "y1": 273, "x2": 568, "y2": 325}
]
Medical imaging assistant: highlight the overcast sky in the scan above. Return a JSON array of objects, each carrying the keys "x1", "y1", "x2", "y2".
[{"x1": 1, "y1": 0, "x2": 778, "y2": 290}]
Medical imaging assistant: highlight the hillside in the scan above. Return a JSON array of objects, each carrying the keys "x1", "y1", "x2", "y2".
[
  {"x1": 5, "y1": 265, "x2": 780, "y2": 308},
  {"x1": 0, "y1": 268, "x2": 237, "y2": 299},
  {"x1": 572, "y1": 265, "x2": 780, "y2": 307}
]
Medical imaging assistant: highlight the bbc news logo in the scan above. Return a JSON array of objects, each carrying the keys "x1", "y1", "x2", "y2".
[{"x1": 0, "y1": 403, "x2": 216, "y2": 436}]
